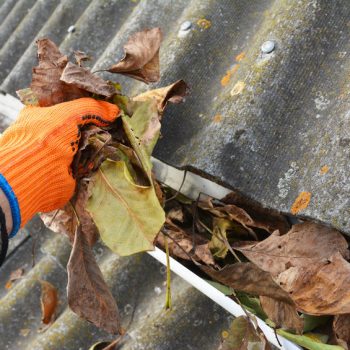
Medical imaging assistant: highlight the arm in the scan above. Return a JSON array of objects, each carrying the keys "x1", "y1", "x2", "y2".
[{"x1": 0, "y1": 97, "x2": 120, "y2": 266}]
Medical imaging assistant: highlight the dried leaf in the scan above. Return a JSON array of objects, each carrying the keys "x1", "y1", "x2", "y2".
[
  {"x1": 199, "y1": 198, "x2": 259, "y2": 238},
  {"x1": 40, "y1": 280, "x2": 58, "y2": 325},
  {"x1": 41, "y1": 181, "x2": 98, "y2": 246},
  {"x1": 16, "y1": 88, "x2": 39, "y2": 106},
  {"x1": 30, "y1": 38, "x2": 88, "y2": 106},
  {"x1": 235, "y1": 222, "x2": 349, "y2": 275},
  {"x1": 107, "y1": 28, "x2": 162, "y2": 83},
  {"x1": 333, "y1": 314, "x2": 350, "y2": 349},
  {"x1": 40, "y1": 207, "x2": 75, "y2": 243},
  {"x1": 201, "y1": 263, "x2": 293, "y2": 304},
  {"x1": 277, "y1": 329, "x2": 343, "y2": 350},
  {"x1": 122, "y1": 101, "x2": 160, "y2": 180},
  {"x1": 218, "y1": 316, "x2": 271, "y2": 350},
  {"x1": 67, "y1": 226, "x2": 121, "y2": 334},
  {"x1": 61, "y1": 62, "x2": 116, "y2": 97},
  {"x1": 167, "y1": 206, "x2": 184, "y2": 223},
  {"x1": 221, "y1": 192, "x2": 290, "y2": 234},
  {"x1": 209, "y1": 218, "x2": 235, "y2": 258},
  {"x1": 87, "y1": 160, "x2": 165, "y2": 256},
  {"x1": 260, "y1": 296, "x2": 304, "y2": 333},
  {"x1": 157, "y1": 219, "x2": 214, "y2": 265},
  {"x1": 74, "y1": 50, "x2": 91, "y2": 66},
  {"x1": 276, "y1": 252, "x2": 350, "y2": 315},
  {"x1": 132, "y1": 80, "x2": 188, "y2": 114}
]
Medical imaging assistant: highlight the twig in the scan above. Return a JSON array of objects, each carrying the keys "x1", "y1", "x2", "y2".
[
  {"x1": 165, "y1": 170, "x2": 187, "y2": 203},
  {"x1": 164, "y1": 234, "x2": 172, "y2": 310},
  {"x1": 31, "y1": 232, "x2": 36, "y2": 268}
]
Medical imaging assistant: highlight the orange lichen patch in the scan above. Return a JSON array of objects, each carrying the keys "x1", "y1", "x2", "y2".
[
  {"x1": 290, "y1": 191, "x2": 311, "y2": 215},
  {"x1": 320, "y1": 165, "x2": 329, "y2": 174},
  {"x1": 221, "y1": 65, "x2": 239, "y2": 86},
  {"x1": 235, "y1": 51, "x2": 246, "y2": 62},
  {"x1": 197, "y1": 18, "x2": 212, "y2": 29},
  {"x1": 230, "y1": 81, "x2": 246, "y2": 96},
  {"x1": 213, "y1": 114, "x2": 222, "y2": 123},
  {"x1": 222, "y1": 330, "x2": 229, "y2": 339}
]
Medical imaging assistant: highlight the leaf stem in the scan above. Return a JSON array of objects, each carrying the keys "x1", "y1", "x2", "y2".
[{"x1": 164, "y1": 234, "x2": 172, "y2": 310}]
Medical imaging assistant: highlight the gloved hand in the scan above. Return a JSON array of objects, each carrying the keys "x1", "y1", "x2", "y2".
[{"x1": 0, "y1": 97, "x2": 120, "y2": 238}]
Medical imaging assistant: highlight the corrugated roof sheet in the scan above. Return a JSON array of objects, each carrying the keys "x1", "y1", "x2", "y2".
[{"x1": 0, "y1": 0, "x2": 348, "y2": 348}]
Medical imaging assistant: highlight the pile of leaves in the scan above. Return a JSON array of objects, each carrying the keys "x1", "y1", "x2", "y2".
[
  {"x1": 17, "y1": 28, "x2": 188, "y2": 335},
  {"x1": 16, "y1": 27, "x2": 350, "y2": 350},
  {"x1": 159, "y1": 190, "x2": 350, "y2": 350}
]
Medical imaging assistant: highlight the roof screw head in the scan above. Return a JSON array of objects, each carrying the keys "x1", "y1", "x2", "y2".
[
  {"x1": 261, "y1": 40, "x2": 275, "y2": 54},
  {"x1": 67, "y1": 25, "x2": 76, "y2": 33},
  {"x1": 180, "y1": 21, "x2": 192, "y2": 31}
]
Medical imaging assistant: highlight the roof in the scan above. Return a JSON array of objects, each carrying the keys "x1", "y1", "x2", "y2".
[{"x1": 0, "y1": 0, "x2": 348, "y2": 348}]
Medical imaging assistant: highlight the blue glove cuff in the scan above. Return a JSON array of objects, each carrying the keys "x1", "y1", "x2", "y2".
[{"x1": 0, "y1": 174, "x2": 21, "y2": 238}]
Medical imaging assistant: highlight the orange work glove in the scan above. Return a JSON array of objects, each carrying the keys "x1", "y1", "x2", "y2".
[{"x1": 0, "y1": 97, "x2": 120, "y2": 237}]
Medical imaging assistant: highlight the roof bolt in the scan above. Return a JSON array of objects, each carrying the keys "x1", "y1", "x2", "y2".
[
  {"x1": 67, "y1": 25, "x2": 76, "y2": 33},
  {"x1": 180, "y1": 21, "x2": 192, "y2": 31},
  {"x1": 261, "y1": 40, "x2": 275, "y2": 54}
]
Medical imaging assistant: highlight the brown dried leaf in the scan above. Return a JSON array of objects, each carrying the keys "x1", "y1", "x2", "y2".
[
  {"x1": 235, "y1": 222, "x2": 349, "y2": 275},
  {"x1": 333, "y1": 314, "x2": 350, "y2": 350},
  {"x1": 40, "y1": 280, "x2": 58, "y2": 325},
  {"x1": 67, "y1": 226, "x2": 121, "y2": 334},
  {"x1": 201, "y1": 263, "x2": 293, "y2": 304},
  {"x1": 31, "y1": 38, "x2": 88, "y2": 106},
  {"x1": 221, "y1": 192, "x2": 290, "y2": 234},
  {"x1": 260, "y1": 296, "x2": 304, "y2": 333},
  {"x1": 74, "y1": 50, "x2": 91, "y2": 66},
  {"x1": 61, "y1": 62, "x2": 116, "y2": 97},
  {"x1": 199, "y1": 198, "x2": 258, "y2": 238},
  {"x1": 133, "y1": 80, "x2": 189, "y2": 114},
  {"x1": 276, "y1": 252, "x2": 350, "y2": 315},
  {"x1": 157, "y1": 219, "x2": 215, "y2": 265},
  {"x1": 107, "y1": 28, "x2": 162, "y2": 83},
  {"x1": 40, "y1": 182, "x2": 98, "y2": 246},
  {"x1": 40, "y1": 207, "x2": 76, "y2": 243}
]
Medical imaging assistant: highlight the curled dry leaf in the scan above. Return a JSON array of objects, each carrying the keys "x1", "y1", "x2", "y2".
[
  {"x1": 30, "y1": 38, "x2": 88, "y2": 106},
  {"x1": 132, "y1": 79, "x2": 189, "y2": 114},
  {"x1": 40, "y1": 183, "x2": 98, "y2": 247},
  {"x1": 61, "y1": 62, "x2": 116, "y2": 98},
  {"x1": 158, "y1": 219, "x2": 215, "y2": 265},
  {"x1": 67, "y1": 226, "x2": 121, "y2": 334},
  {"x1": 122, "y1": 100, "x2": 160, "y2": 180},
  {"x1": 221, "y1": 192, "x2": 290, "y2": 234},
  {"x1": 107, "y1": 28, "x2": 162, "y2": 83},
  {"x1": 40, "y1": 280, "x2": 58, "y2": 325},
  {"x1": 201, "y1": 263, "x2": 293, "y2": 303},
  {"x1": 199, "y1": 197, "x2": 259, "y2": 239},
  {"x1": 40, "y1": 206, "x2": 76, "y2": 244},
  {"x1": 235, "y1": 222, "x2": 349, "y2": 275},
  {"x1": 276, "y1": 252, "x2": 350, "y2": 315},
  {"x1": 259, "y1": 296, "x2": 304, "y2": 333},
  {"x1": 218, "y1": 316, "x2": 271, "y2": 350},
  {"x1": 333, "y1": 314, "x2": 350, "y2": 350},
  {"x1": 74, "y1": 50, "x2": 91, "y2": 66}
]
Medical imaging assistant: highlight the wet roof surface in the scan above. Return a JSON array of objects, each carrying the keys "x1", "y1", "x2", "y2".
[{"x1": 0, "y1": 0, "x2": 348, "y2": 348}]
